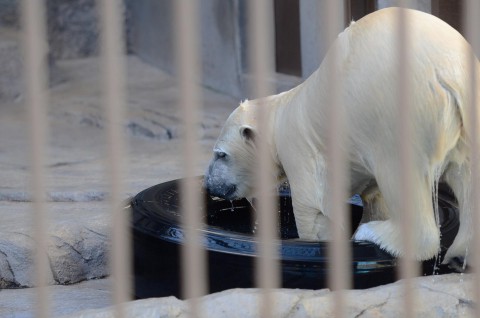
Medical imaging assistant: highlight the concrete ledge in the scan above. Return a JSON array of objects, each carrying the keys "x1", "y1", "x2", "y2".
[
  {"x1": 0, "y1": 278, "x2": 112, "y2": 317},
  {"x1": 0, "y1": 202, "x2": 110, "y2": 288},
  {"x1": 66, "y1": 274, "x2": 474, "y2": 318}
]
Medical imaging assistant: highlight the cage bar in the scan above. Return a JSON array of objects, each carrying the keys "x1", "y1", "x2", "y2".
[
  {"x1": 173, "y1": 0, "x2": 207, "y2": 316},
  {"x1": 98, "y1": 0, "x2": 131, "y2": 317},
  {"x1": 463, "y1": 0, "x2": 480, "y2": 316},
  {"x1": 322, "y1": 1, "x2": 352, "y2": 317},
  {"x1": 247, "y1": 1, "x2": 280, "y2": 317},
  {"x1": 20, "y1": 0, "x2": 50, "y2": 317},
  {"x1": 395, "y1": 1, "x2": 418, "y2": 317}
]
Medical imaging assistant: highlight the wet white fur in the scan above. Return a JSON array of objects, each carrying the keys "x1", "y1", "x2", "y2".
[{"x1": 210, "y1": 8, "x2": 479, "y2": 262}]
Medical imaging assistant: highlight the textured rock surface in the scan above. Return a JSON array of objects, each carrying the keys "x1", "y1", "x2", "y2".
[
  {"x1": 0, "y1": 278, "x2": 112, "y2": 317},
  {"x1": 46, "y1": 0, "x2": 100, "y2": 59},
  {"x1": 0, "y1": 55, "x2": 237, "y2": 288},
  {"x1": 46, "y1": 0, "x2": 133, "y2": 59},
  {"x1": 0, "y1": 0, "x2": 131, "y2": 104},
  {"x1": 0, "y1": 28, "x2": 22, "y2": 102},
  {"x1": 0, "y1": 202, "x2": 110, "y2": 288},
  {"x1": 0, "y1": 0, "x2": 18, "y2": 28},
  {"x1": 64, "y1": 274, "x2": 474, "y2": 318}
]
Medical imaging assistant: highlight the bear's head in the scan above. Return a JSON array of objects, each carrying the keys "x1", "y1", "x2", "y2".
[{"x1": 204, "y1": 100, "x2": 259, "y2": 200}]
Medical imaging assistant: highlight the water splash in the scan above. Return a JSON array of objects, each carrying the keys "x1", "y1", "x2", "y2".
[
  {"x1": 462, "y1": 247, "x2": 469, "y2": 271},
  {"x1": 432, "y1": 254, "x2": 440, "y2": 277},
  {"x1": 246, "y1": 197, "x2": 259, "y2": 234},
  {"x1": 433, "y1": 170, "x2": 441, "y2": 233},
  {"x1": 431, "y1": 169, "x2": 442, "y2": 276},
  {"x1": 252, "y1": 220, "x2": 259, "y2": 235},
  {"x1": 459, "y1": 247, "x2": 469, "y2": 283}
]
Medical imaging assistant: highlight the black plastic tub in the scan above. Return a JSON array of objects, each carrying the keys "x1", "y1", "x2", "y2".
[{"x1": 130, "y1": 178, "x2": 459, "y2": 299}]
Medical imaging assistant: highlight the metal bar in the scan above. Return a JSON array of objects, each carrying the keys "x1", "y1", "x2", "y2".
[
  {"x1": 20, "y1": 1, "x2": 50, "y2": 317},
  {"x1": 173, "y1": 0, "x2": 207, "y2": 315},
  {"x1": 463, "y1": 0, "x2": 480, "y2": 315},
  {"x1": 396, "y1": 1, "x2": 417, "y2": 317},
  {"x1": 98, "y1": 0, "x2": 131, "y2": 317},
  {"x1": 247, "y1": 1, "x2": 279, "y2": 317},
  {"x1": 322, "y1": 1, "x2": 351, "y2": 317}
]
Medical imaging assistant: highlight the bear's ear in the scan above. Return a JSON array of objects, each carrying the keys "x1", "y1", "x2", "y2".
[{"x1": 239, "y1": 125, "x2": 256, "y2": 143}]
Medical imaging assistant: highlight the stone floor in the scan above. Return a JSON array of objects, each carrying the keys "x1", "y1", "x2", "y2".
[{"x1": 0, "y1": 279, "x2": 112, "y2": 318}]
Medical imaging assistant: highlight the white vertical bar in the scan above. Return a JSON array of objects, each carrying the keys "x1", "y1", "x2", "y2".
[
  {"x1": 98, "y1": 0, "x2": 131, "y2": 316},
  {"x1": 396, "y1": 1, "x2": 417, "y2": 317},
  {"x1": 20, "y1": 1, "x2": 50, "y2": 317},
  {"x1": 173, "y1": 0, "x2": 207, "y2": 314},
  {"x1": 464, "y1": 0, "x2": 480, "y2": 316},
  {"x1": 247, "y1": 1, "x2": 279, "y2": 317},
  {"x1": 322, "y1": 1, "x2": 350, "y2": 317}
]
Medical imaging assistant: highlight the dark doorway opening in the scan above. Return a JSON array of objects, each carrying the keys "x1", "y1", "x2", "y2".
[
  {"x1": 346, "y1": 0, "x2": 376, "y2": 23},
  {"x1": 432, "y1": 0, "x2": 463, "y2": 36},
  {"x1": 274, "y1": 0, "x2": 302, "y2": 77}
]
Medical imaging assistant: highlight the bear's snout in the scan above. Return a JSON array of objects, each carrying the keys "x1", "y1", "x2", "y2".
[
  {"x1": 205, "y1": 156, "x2": 239, "y2": 199},
  {"x1": 204, "y1": 169, "x2": 237, "y2": 200},
  {"x1": 204, "y1": 174, "x2": 237, "y2": 200}
]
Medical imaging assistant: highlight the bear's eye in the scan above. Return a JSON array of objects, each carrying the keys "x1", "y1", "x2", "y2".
[{"x1": 216, "y1": 151, "x2": 227, "y2": 160}]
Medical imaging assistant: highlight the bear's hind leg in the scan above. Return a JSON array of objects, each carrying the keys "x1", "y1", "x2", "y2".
[
  {"x1": 355, "y1": 169, "x2": 440, "y2": 260},
  {"x1": 359, "y1": 184, "x2": 390, "y2": 224}
]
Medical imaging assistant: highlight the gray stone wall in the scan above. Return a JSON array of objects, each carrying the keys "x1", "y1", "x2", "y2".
[
  {"x1": 0, "y1": 0, "x2": 18, "y2": 28},
  {"x1": 46, "y1": 0, "x2": 100, "y2": 59},
  {"x1": 0, "y1": 0, "x2": 131, "y2": 60},
  {"x1": 0, "y1": 0, "x2": 133, "y2": 102},
  {"x1": 46, "y1": 0, "x2": 132, "y2": 59},
  {"x1": 0, "y1": 28, "x2": 21, "y2": 101}
]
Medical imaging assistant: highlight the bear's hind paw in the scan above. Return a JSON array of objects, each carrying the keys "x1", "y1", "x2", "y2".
[{"x1": 354, "y1": 220, "x2": 440, "y2": 260}]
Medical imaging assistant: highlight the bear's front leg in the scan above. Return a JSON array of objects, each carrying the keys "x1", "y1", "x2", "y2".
[
  {"x1": 285, "y1": 156, "x2": 335, "y2": 241},
  {"x1": 292, "y1": 199, "x2": 332, "y2": 241}
]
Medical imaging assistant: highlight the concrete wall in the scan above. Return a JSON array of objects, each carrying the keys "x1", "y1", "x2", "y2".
[
  {"x1": 128, "y1": 0, "x2": 245, "y2": 98},
  {"x1": 198, "y1": 0, "x2": 244, "y2": 97},
  {"x1": 300, "y1": 0, "x2": 324, "y2": 79},
  {"x1": 300, "y1": 0, "x2": 434, "y2": 80},
  {"x1": 127, "y1": 0, "x2": 175, "y2": 74},
  {"x1": 127, "y1": 0, "x2": 308, "y2": 99},
  {"x1": 0, "y1": 0, "x2": 438, "y2": 99},
  {"x1": 299, "y1": 1, "x2": 345, "y2": 79},
  {"x1": 377, "y1": 0, "x2": 432, "y2": 12}
]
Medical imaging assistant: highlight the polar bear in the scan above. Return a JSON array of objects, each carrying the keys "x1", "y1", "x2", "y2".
[{"x1": 204, "y1": 7, "x2": 479, "y2": 263}]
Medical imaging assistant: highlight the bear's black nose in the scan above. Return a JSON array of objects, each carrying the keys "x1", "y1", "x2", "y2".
[
  {"x1": 206, "y1": 182, "x2": 237, "y2": 200},
  {"x1": 224, "y1": 184, "x2": 237, "y2": 199}
]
